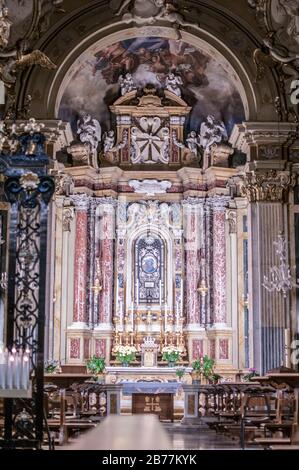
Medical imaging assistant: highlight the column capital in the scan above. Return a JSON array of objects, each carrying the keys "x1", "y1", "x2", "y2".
[
  {"x1": 182, "y1": 197, "x2": 205, "y2": 207},
  {"x1": 207, "y1": 196, "x2": 231, "y2": 211},
  {"x1": 94, "y1": 196, "x2": 118, "y2": 207},
  {"x1": 240, "y1": 169, "x2": 295, "y2": 203},
  {"x1": 71, "y1": 193, "x2": 90, "y2": 211}
]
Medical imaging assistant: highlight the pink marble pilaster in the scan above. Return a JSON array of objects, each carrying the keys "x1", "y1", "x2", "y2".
[
  {"x1": 183, "y1": 198, "x2": 202, "y2": 324},
  {"x1": 209, "y1": 197, "x2": 230, "y2": 325},
  {"x1": 98, "y1": 198, "x2": 116, "y2": 324},
  {"x1": 72, "y1": 195, "x2": 90, "y2": 323}
]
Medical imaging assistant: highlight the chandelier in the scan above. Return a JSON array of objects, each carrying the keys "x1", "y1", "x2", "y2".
[{"x1": 263, "y1": 233, "x2": 299, "y2": 298}]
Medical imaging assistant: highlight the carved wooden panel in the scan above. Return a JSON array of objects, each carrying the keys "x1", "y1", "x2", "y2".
[{"x1": 132, "y1": 393, "x2": 173, "y2": 421}]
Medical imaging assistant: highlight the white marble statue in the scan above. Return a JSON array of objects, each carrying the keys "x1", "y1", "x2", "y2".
[
  {"x1": 103, "y1": 130, "x2": 116, "y2": 153},
  {"x1": 77, "y1": 114, "x2": 101, "y2": 152},
  {"x1": 160, "y1": 127, "x2": 170, "y2": 164},
  {"x1": 0, "y1": 5, "x2": 12, "y2": 49},
  {"x1": 156, "y1": 2, "x2": 198, "y2": 38},
  {"x1": 186, "y1": 131, "x2": 201, "y2": 156},
  {"x1": 119, "y1": 72, "x2": 137, "y2": 96},
  {"x1": 115, "y1": 0, "x2": 165, "y2": 22},
  {"x1": 165, "y1": 72, "x2": 183, "y2": 97},
  {"x1": 199, "y1": 115, "x2": 228, "y2": 154},
  {"x1": 114, "y1": 0, "x2": 198, "y2": 38}
]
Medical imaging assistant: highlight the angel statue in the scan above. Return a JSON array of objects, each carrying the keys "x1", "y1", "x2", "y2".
[
  {"x1": 119, "y1": 72, "x2": 136, "y2": 95},
  {"x1": 0, "y1": 5, "x2": 12, "y2": 49},
  {"x1": 186, "y1": 131, "x2": 201, "y2": 156},
  {"x1": 103, "y1": 130, "x2": 116, "y2": 154},
  {"x1": 156, "y1": 2, "x2": 198, "y2": 40},
  {"x1": 199, "y1": 115, "x2": 228, "y2": 154},
  {"x1": 77, "y1": 114, "x2": 101, "y2": 152},
  {"x1": 165, "y1": 72, "x2": 183, "y2": 97}
]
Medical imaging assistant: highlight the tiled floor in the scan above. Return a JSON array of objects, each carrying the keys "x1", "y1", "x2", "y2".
[{"x1": 163, "y1": 422, "x2": 244, "y2": 450}]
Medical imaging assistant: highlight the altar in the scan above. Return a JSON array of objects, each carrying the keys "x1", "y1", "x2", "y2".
[{"x1": 105, "y1": 366, "x2": 192, "y2": 419}]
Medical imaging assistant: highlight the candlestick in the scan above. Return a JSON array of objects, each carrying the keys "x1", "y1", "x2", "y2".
[
  {"x1": 131, "y1": 304, "x2": 134, "y2": 331},
  {"x1": 165, "y1": 303, "x2": 167, "y2": 331},
  {"x1": 180, "y1": 278, "x2": 183, "y2": 317},
  {"x1": 159, "y1": 280, "x2": 162, "y2": 307}
]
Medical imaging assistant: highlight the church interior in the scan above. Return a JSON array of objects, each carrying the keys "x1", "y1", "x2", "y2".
[{"x1": 0, "y1": 0, "x2": 299, "y2": 452}]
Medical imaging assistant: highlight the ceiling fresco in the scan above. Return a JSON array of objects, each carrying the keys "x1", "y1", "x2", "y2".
[{"x1": 58, "y1": 37, "x2": 245, "y2": 136}]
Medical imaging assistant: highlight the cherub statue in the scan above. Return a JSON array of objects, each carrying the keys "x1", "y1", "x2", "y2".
[
  {"x1": 199, "y1": 115, "x2": 228, "y2": 154},
  {"x1": 115, "y1": 0, "x2": 164, "y2": 22},
  {"x1": 0, "y1": 5, "x2": 12, "y2": 49},
  {"x1": 103, "y1": 130, "x2": 116, "y2": 154},
  {"x1": 156, "y1": 2, "x2": 198, "y2": 39},
  {"x1": 186, "y1": 131, "x2": 201, "y2": 156},
  {"x1": 165, "y1": 72, "x2": 183, "y2": 97},
  {"x1": 77, "y1": 114, "x2": 101, "y2": 152},
  {"x1": 119, "y1": 72, "x2": 137, "y2": 95}
]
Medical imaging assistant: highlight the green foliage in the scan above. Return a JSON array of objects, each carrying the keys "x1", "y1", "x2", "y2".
[
  {"x1": 86, "y1": 356, "x2": 105, "y2": 375},
  {"x1": 175, "y1": 367, "x2": 185, "y2": 378},
  {"x1": 192, "y1": 355, "x2": 216, "y2": 379},
  {"x1": 44, "y1": 360, "x2": 59, "y2": 373}
]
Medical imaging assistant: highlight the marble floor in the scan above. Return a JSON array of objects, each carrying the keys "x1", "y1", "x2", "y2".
[{"x1": 163, "y1": 421, "x2": 248, "y2": 450}]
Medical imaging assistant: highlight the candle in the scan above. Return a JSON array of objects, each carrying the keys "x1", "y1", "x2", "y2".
[
  {"x1": 131, "y1": 304, "x2": 134, "y2": 330},
  {"x1": 176, "y1": 302, "x2": 179, "y2": 328},
  {"x1": 165, "y1": 303, "x2": 167, "y2": 331},
  {"x1": 159, "y1": 280, "x2": 162, "y2": 307},
  {"x1": 136, "y1": 281, "x2": 139, "y2": 306},
  {"x1": 180, "y1": 278, "x2": 183, "y2": 316},
  {"x1": 22, "y1": 355, "x2": 29, "y2": 389},
  {"x1": 7, "y1": 355, "x2": 14, "y2": 389},
  {"x1": 0, "y1": 347, "x2": 5, "y2": 389}
]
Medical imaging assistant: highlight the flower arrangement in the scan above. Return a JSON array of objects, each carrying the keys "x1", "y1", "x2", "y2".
[
  {"x1": 243, "y1": 368, "x2": 259, "y2": 382},
  {"x1": 162, "y1": 346, "x2": 182, "y2": 365},
  {"x1": 44, "y1": 360, "x2": 60, "y2": 374},
  {"x1": 114, "y1": 345, "x2": 137, "y2": 365},
  {"x1": 86, "y1": 356, "x2": 106, "y2": 376}
]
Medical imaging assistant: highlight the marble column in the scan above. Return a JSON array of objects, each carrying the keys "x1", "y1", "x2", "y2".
[
  {"x1": 72, "y1": 194, "x2": 90, "y2": 325},
  {"x1": 183, "y1": 198, "x2": 202, "y2": 325},
  {"x1": 96, "y1": 198, "x2": 116, "y2": 326},
  {"x1": 209, "y1": 197, "x2": 230, "y2": 327}
]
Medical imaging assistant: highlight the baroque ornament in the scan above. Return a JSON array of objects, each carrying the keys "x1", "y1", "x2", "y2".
[
  {"x1": 240, "y1": 170, "x2": 295, "y2": 202},
  {"x1": 128, "y1": 179, "x2": 172, "y2": 196}
]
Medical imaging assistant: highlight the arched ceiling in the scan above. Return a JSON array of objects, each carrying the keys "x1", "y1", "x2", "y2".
[{"x1": 16, "y1": 1, "x2": 280, "y2": 126}]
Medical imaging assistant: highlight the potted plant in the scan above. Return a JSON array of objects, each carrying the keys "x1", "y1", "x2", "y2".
[
  {"x1": 86, "y1": 356, "x2": 106, "y2": 382},
  {"x1": 175, "y1": 367, "x2": 185, "y2": 382},
  {"x1": 44, "y1": 360, "x2": 60, "y2": 374},
  {"x1": 201, "y1": 355, "x2": 216, "y2": 383},
  {"x1": 114, "y1": 345, "x2": 137, "y2": 366},
  {"x1": 191, "y1": 359, "x2": 202, "y2": 384},
  {"x1": 162, "y1": 346, "x2": 182, "y2": 366}
]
